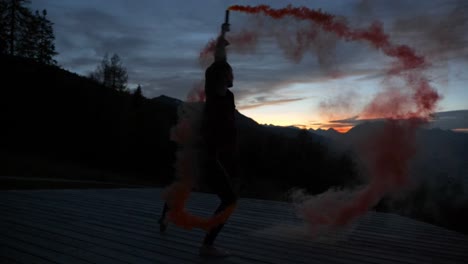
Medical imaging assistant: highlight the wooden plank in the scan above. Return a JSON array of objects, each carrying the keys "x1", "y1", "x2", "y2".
[
  {"x1": 0, "y1": 211, "x2": 200, "y2": 264},
  {"x1": 0, "y1": 217, "x2": 256, "y2": 264},
  {"x1": 0, "y1": 193, "x2": 458, "y2": 258},
  {"x1": 0, "y1": 202, "x2": 336, "y2": 263},
  {"x1": 0, "y1": 221, "x2": 181, "y2": 264},
  {"x1": 9, "y1": 201, "x2": 462, "y2": 264},
  {"x1": 1, "y1": 188, "x2": 468, "y2": 264},
  {"x1": 0, "y1": 233, "x2": 91, "y2": 264},
  {"x1": 0, "y1": 228, "x2": 135, "y2": 264},
  {"x1": 11, "y1": 191, "x2": 460, "y2": 244},
  {"x1": 0, "y1": 245, "x2": 54, "y2": 264},
  {"x1": 2, "y1": 193, "x2": 464, "y2": 260},
  {"x1": 0, "y1": 198, "x2": 260, "y2": 264},
  {"x1": 0, "y1": 192, "x2": 460, "y2": 264}
]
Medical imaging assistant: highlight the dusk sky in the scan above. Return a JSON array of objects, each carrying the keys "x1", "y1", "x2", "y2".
[{"x1": 30, "y1": 0, "x2": 468, "y2": 132}]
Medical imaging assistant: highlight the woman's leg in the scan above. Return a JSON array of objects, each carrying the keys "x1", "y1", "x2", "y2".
[{"x1": 203, "y1": 153, "x2": 237, "y2": 245}]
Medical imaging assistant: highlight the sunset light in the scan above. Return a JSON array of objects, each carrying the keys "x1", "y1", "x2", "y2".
[{"x1": 2, "y1": 1, "x2": 468, "y2": 262}]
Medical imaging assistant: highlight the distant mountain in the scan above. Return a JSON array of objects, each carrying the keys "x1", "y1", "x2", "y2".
[
  {"x1": 314, "y1": 119, "x2": 468, "y2": 185},
  {"x1": 430, "y1": 110, "x2": 468, "y2": 131},
  {"x1": 310, "y1": 127, "x2": 343, "y2": 141},
  {"x1": 311, "y1": 110, "x2": 468, "y2": 140},
  {"x1": 151, "y1": 94, "x2": 259, "y2": 129},
  {"x1": 260, "y1": 125, "x2": 329, "y2": 144},
  {"x1": 262, "y1": 124, "x2": 301, "y2": 138},
  {"x1": 151, "y1": 95, "x2": 182, "y2": 107}
]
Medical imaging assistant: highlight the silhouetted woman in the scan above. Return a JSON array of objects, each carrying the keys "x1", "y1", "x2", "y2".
[{"x1": 159, "y1": 23, "x2": 238, "y2": 257}]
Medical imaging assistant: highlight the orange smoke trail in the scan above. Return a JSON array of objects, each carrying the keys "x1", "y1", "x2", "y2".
[
  {"x1": 229, "y1": 5, "x2": 425, "y2": 70},
  {"x1": 162, "y1": 30, "x2": 247, "y2": 231},
  {"x1": 166, "y1": 29, "x2": 259, "y2": 231},
  {"x1": 199, "y1": 30, "x2": 259, "y2": 68},
  {"x1": 229, "y1": 4, "x2": 438, "y2": 118},
  {"x1": 163, "y1": 180, "x2": 236, "y2": 230},
  {"x1": 163, "y1": 93, "x2": 237, "y2": 231},
  {"x1": 229, "y1": 4, "x2": 441, "y2": 231}
]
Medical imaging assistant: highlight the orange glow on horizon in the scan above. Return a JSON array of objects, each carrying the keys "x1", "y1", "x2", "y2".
[
  {"x1": 331, "y1": 126, "x2": 353, "y2": 133},
  {"x1": 240, "y1": 110, "x2": 355, "y2": 134},
  {"x1": 255, "y1": 119, "x2": 354, "y2": 133},
  {"x1": 288, "y1": 124, "x2": 353, "y2": 133},
  {"x1": 238, "y1": 102, "x2": 361, "y2": 133},
  {"x1": 452, "y1": 128, "x2": 468, "y2": 133}
]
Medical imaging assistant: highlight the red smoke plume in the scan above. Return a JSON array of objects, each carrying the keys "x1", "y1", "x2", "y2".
[
  {"x1": 229, "y1": 5, "x2": 426, "y2": 71},
  {"x1": 162, "y1": 21, "x2": 259, "y2": 233},
  {"x1": 164, "y1": 94, "x2": 237, "y2": 231},
  {"x1": 199, "y1": 29, "x2": 259, "y2": 68},
  {"x1": 229, "y1": 4, "x2": 440, "y2": 231},
  {"x1": 165, "y1": 4, "x2": 441, "y2": 233}
]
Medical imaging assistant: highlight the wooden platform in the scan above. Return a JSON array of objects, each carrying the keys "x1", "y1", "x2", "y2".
[{"x1": 1, "y1": 188, "x2": 467, "y2": 263}]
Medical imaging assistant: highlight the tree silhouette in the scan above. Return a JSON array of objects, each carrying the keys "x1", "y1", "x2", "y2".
[
  {"x1": 0, "y1": 1, "x2": 8, "y2": 54},
  {"x1": 132, "y1": 84, "x2": 144, "y2": 108},
  {"x1": 15, "y1": 7, "x2": 36, "y2": 58},
  {"x1": 34, "y1": 9, "x2": 57, "y2": 64},
  {"x1": 1, "y1": 0, "x2": 32, "y2": 56},
  {"x1": 90, "y1": 53, "x2": 129, "y2": 92},
  {"x1": 0, "y1": 1, "x2": 57, "y2": 64}
]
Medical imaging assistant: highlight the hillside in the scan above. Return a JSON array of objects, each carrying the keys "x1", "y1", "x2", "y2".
[
  {"x1": 0, "y1": 55, "x2": 178, "y2": 186},
  {"x1": 0, "y1": 55, "x2": 359, "y2": 200}
]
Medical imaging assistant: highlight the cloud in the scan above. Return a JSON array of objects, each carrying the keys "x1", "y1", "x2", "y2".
[
  {"x1": 330, "y1": 116, "x2": 361, "y2": 124},
  {"x1": 317, "y1": 110, "x2": 468, "y2": 132},
  {"x1": 390, "y1": 0, "x2": 468, "y2": 63},
  {"x1": 319, "y1": 91, "x2": 361, "y2": 119},
  {"x1": 238, "y1": 97, "x2": 306, "y2": 110},
  {"x1": 140, "y1": 75, "x2": 201, "y2": 99},
  {"x1": 319, "y1": 116, "x2": 365, "y2": 130},
  {"x1": 429, "y1": 110, "x2": 468, "y2": 130},
  {"x1": 30, "y1": 0, "x2": 468, "y2": 116},
  {"x1": 56, "y1": 8, "x2": 153, "y2": 54},
  {"x1": 30, "y1": 0, "x2": 223, "y2": 89}
]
